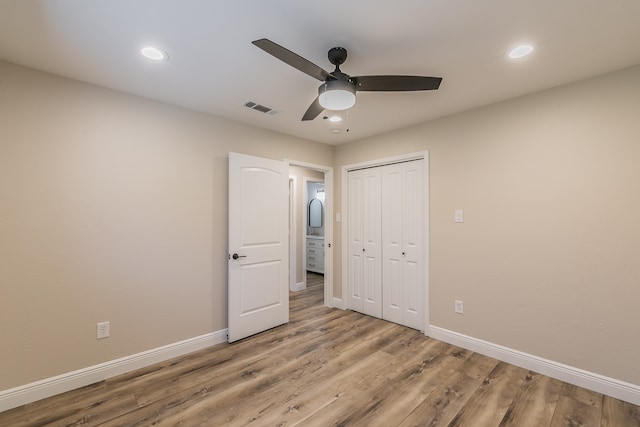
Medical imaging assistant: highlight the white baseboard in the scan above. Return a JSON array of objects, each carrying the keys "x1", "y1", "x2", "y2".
[
  {"x1": 428, "y1": 325, "x2": 640, "y2": 406},
  {"x1": 6, "y1": 324, "x2": 637, "y2": 412},
  {"x1": 291, "y1": 281, "x2": 306, "y2": 292},
  {"x1": 0, "y1": 329, "x2": 228, "y2": 412},
  {"x1": 333, "y1": 297, "x2": 345, "y2": 310}
]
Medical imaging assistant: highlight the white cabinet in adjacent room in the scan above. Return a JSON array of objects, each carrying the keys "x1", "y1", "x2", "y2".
[
  {"x1": 306, "y1": 236, "x2": 324, "y2": 274},
  {"x1": 347, "y1": 159, "x2": 425, "y2": 330}
]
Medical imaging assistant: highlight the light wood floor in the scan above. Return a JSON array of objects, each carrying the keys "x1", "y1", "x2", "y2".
[{"x1": 2, "y1": 272, "x2": 639, "y2": 426}]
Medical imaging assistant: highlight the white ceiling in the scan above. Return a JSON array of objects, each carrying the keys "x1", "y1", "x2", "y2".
[{"x1": 1, "y1": 1, "x2": 640, "y2": 145}]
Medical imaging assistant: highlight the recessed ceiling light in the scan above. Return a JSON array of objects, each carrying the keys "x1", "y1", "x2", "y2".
[
  {"x1": 508, "y1": 44, "x2": 534, "y2": 59},
  {"x1": 328, "y1": 116, "x2": 342, "y2": 122},
  {"x1": 141, "y1": 47, "x2": 167, "y2": 61}
]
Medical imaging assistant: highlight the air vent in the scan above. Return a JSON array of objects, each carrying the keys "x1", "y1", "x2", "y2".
[{"x1": 244, "y1": 101, "x2": 280, "y2": 116}]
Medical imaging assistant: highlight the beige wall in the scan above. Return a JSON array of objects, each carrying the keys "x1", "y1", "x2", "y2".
[
  {"x1": 2, "y1": 57, "x2": 639, "y2": 392},
  {"x1": 0, "y1": 61, "x2": 332, "y2": 390},
  {"x1": 333, "y1": 65, "x2": 640, "y2": 385}
]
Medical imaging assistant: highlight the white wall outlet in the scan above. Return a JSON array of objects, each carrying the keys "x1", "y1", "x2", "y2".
[
  {"x1": 97, "y1": 321, "x2": 110, "y2": 339},
  {"x1": 455, "y1": 300, "x2": 464, "y2": 314},
  {"x1": 454, "y1": 209, "x2": 464, "y2": 223}
]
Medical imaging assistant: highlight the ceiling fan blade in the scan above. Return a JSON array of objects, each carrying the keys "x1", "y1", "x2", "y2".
[
  {"x1": 352, "y1": 75, "x2": 442, "y2": 92},
  {"x1": 302, "y1": 97, "x2": 324, "y2": 121},
  {"x1": 252, "y1": 38, "x2": 332, "y2": 82}
]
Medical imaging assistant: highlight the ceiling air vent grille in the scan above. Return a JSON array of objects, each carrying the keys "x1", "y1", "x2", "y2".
[{"x1": 244, "y1": 101, "x2": 280, "y2": 116}]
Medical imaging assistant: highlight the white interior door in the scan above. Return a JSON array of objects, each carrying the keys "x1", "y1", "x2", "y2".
[{"x1": 228, "y1": 152, "x2": 289, "y2": 342}]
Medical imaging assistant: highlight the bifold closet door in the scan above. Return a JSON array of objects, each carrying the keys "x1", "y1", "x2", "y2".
[
  {"x1": 381, "y1": 160, "x2": 424, "y2": 330},
  {"x1": 347, "y1": 167, "x2": 382, "y2": 318}
]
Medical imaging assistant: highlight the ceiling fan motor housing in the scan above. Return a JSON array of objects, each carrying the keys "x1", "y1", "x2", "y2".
[{"x1": 328, "y1": 47, "x2": 348, "y2": 66}]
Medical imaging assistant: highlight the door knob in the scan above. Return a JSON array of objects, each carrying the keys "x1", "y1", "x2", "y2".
[{"x1": 232, "y1": 253, "x2": 246, "y2": 260}]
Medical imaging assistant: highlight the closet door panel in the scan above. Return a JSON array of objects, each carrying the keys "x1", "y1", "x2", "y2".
[
  {"x1": 402, "y1": 164, "x2": 422, "y2": 260},
  {"x1": 402, "y1": 161, "x2": 424, "y2": 330},
  {"x1": 347, "y1": 171, "x2": 364, "y2": 312},
  {"x1": 382, "y1": 163, "x2": 404, "y2": 324},
  {"x1": 403, "y1": 259, "x2": 422, "y2": 329},
  {"x1": 383, "y1": 258, "x2": 403, "y2": 323},
  {"x1": 361, "y1": 167, "x2": 382, "y2": 318},
  {"x1": 363, "y1": 253, "x2": 381, "y2": 316}
]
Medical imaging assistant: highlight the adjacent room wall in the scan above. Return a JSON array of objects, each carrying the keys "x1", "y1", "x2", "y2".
[
  {"x1": 333, "y1": 65, "x2": 640, "y2": 386},
  {"x1": 0, "y1": 60, "x2": 333, "y2": 390}
]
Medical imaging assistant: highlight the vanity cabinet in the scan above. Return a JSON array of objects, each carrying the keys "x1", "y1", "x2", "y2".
[{"x1": 306, "y1": 237, "x2": 324, "y2": 274}]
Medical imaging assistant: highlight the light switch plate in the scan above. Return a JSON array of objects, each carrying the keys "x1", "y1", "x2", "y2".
[
  {"x1": 455, "y1": 300, "x2": 464, "y2": 314},
  {"x1": 454, "y1": 209, "x2": 464, "y2": 223}
]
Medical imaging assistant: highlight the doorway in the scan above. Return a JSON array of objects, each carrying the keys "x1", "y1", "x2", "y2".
[{"x1": 287, "y1": 160, "x2": 334, "y2": 309}]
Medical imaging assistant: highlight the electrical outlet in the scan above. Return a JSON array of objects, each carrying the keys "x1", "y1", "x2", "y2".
[
  {"x1": 97, "y1": 321, "x2": 110, "y2": 339},
  {"x1": 455, "y1": 300, "x2": 464, "y2": 314},
  {"x1": 454, "y1": 209, "x2": 464, "y2": 223}
]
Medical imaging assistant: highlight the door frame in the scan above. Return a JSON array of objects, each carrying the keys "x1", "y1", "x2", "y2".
[
  {"x1": 285, "y1": 159, "x2": 334, "y2": 308},
  {"x1": 288, "y1": 175, "x2": 298, "y2": 292},
  {"x1": 340, "y1": 151, "x2": 430, "y2": 333}
]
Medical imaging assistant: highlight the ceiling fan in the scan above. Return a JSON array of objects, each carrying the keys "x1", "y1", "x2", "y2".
[{"x1": 252, "y1": 38, "x2": 443, "y2": 121}]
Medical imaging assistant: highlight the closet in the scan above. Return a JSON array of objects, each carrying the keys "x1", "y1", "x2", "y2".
[{"x1": 347, "y1": 159, "x2": 424, "y2": 330}]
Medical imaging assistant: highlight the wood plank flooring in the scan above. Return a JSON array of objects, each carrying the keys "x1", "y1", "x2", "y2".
[{"x1": 2, "y1": 272, "x2": 639, "y2": 426}]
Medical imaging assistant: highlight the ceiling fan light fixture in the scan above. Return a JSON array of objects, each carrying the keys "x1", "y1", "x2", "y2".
[{"x1": 318, "y1": 80, "x2": 356, "y2": 111}]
